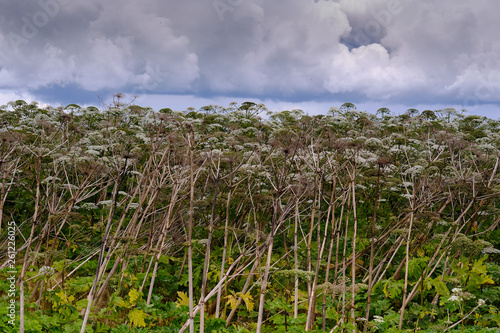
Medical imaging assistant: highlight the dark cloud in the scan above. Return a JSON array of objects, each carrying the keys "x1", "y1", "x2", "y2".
[{"x1": 0, "y1": 0, "x2": 499, "y2": 116}]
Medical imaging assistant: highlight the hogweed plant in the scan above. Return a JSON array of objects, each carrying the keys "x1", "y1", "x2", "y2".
[{"x1": 0, "y1": 100, "x2": 500, "y2": 332}]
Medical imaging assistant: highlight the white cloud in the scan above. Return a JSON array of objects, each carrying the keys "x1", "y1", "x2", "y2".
[
  {"x1": 0, "y1": 0, "x2": 499, "y2": 115},
  {"x1": 0, "y1": 0, "x2": 199, "y2": 92},
  {"x1": 0, "y1": 90, "x2": 41, "y2": 106},
  {"x1": 324, "y1": 43, "x2": 426, "y2": 98}
]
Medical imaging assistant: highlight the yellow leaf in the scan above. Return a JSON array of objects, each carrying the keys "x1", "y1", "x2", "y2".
[
  {"x1": 128, "y1": 308, "x2": 147, "y2": 327},
  {"x1": 225, "y1": 294, "x2": 238, "y2": 310},
  {"x1": 55, "y1": 290, "x2": 74, "y2": 304},
  {"x1": 123, "y1": 273, "x2": 137, "y2": 285},
  {"x1": 176, "y1": 291, "x2": 189, "y2": 308},
  {"x1": 240, "y1": 292, "x2": 254, "y2": 312},
  {"x1": 383, "y1": 282, "x2": 390, "y2": 298},
  {"x1": 128, "y1": 289, "x2": 142, "y2": 305},
  {"x1": 483, "y1": 276, "x2": 495, "y2": 285},
  {"x1": 224, "y1": 292, "x2": 254, "y2": 312},
  {"x1": 55, "y1": 291, "x2": 65, "y2": 300}
]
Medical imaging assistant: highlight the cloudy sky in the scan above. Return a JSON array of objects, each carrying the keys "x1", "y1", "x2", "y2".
[{"x1": 1, "y1": 0, "x2": 499, "y2": 118}]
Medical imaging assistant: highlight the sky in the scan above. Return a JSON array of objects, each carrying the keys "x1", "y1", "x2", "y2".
[{"x1": 0, "y1": 0, "x2": 500, "y2": 118}]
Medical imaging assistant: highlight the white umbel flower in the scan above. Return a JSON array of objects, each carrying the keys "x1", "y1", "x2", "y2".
[
  {"x1": 448, "y1": 295, "x2": 462, "y2": 302},
  {"x1": 39, "y1": 266, "x2": 55, "y2": 277}
]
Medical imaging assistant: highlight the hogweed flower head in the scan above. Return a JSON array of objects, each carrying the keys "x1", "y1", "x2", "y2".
[
  {"x1": 450, "y1": 287, "x2": 475, "y2": 301},
  {"x1": 39, "y1": 266, "x2": 55, "y2": 277}
]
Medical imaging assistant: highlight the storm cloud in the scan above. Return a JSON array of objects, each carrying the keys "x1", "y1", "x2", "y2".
[{"x1": 0, "y1": 0, "x2": 499, "y2": 116}]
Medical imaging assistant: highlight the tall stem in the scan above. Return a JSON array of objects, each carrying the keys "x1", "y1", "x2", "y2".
[
  {"x1": 215, "y1": 177, "x2": 233, "y2": 318},
  {"x1": 81, "y1": 167, "x2": 124, "y2": 333},
  {"x1": 364, "y1": 164, "x2": 380, "y2": 331},
  {"x1": 350, "y1": 163, "x2": 358, "y2": 331},
  {"x1": 399, "y1": 208, "x2": 414, "y2": 330},
  {"x1": 20, "y1": 153, "x2": 41, "y2": 333},
  {"x1": 294, "y1": 199, "x2": 299, "y2": 319},
  {"x1": 188, "y1": 130, "x2": 195, "y2": 333},
  {"x1": 200, "y1": 170, "x2": 220, "y2": 333}
]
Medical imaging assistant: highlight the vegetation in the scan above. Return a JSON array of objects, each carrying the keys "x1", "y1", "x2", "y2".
[{"x1": 1, "y1": 99, "x2": 500, "y2": 332}]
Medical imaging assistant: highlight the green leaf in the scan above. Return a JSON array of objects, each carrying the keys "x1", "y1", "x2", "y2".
[
  {"x1": 110, "y1": 293, "x2": 129, "y2": 309},
  {"x1": 408, "y1": 256, "x2": 429, "y2": 280},
  {"x1": 425, "y1": 276, "x2": 449, "y2": 296},
  {"x1": 159, "y1": 255, "x2": 178, "y2": 264},
  {"x1": 381, "y1": 279, "x2": 404, "y2": 299},
  {"x1": 75, "y1": 299, "x2": 88, "y2": 311}
]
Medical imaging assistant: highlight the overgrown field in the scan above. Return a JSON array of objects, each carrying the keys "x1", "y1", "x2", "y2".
[{"x1": 1, "y1": 100, "x2": 500, "y2": 332}]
